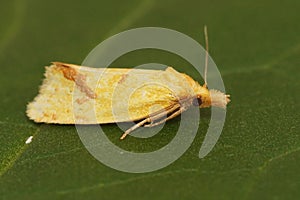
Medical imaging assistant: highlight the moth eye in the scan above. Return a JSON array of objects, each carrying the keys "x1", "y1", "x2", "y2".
[{"x1": 192, "y1": 97, "x2": 202, "y2": 106}]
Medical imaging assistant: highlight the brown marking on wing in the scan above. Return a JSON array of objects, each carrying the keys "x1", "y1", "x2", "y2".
[
  {"x1": 51, "y1": 114, "x2": 57, "y2": 120},
  {"x1": 55, "y1": 62, "x2": 97, "y2": 99},
  {"x1": 75, "y1": 97, "x2": 90, "y2": 104},
  {"x1": 118, "y1": 74, "x2": 129, "y2": 84}
]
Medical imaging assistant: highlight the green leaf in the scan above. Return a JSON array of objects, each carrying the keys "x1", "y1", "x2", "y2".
[{"x1": 0, "y1": 0, "x2": 299, "y2": 199}]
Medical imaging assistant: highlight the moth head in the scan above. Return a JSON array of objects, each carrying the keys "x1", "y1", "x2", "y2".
[
  {"x1": 193, "y1": 87, "x2": 230, "y2": 108},
  {"x1": 208, "y1": 89, "x2": 230, "y2": 108},
  {"x1": 191, "y1": 26, "x2": 231, "y2": 108}
]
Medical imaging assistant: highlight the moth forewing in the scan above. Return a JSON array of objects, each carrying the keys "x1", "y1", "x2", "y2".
[{"x1": 27, "y1": 63, "x2": 197, "y2": 125}]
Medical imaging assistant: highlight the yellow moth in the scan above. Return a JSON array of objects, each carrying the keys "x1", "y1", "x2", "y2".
[{"x1": 26, "y1": 27, "x2": 230, "y2": 139}]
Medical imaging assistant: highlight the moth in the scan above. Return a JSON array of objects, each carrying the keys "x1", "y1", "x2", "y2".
[{"x1": 27, "y1": 27, "x2": 230, "y2": 139}]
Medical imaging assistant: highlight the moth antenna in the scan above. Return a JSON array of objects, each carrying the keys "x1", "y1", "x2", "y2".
[{"x1": 203, "y1": 25, "x2": 209, "y2": 88}]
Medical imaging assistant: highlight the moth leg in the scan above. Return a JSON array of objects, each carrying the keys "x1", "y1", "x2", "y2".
[
  {"x1": 120, "y1": 117, "x2": 151, "y2": 140},
  {"x1": 148, "y1": 104, "x2": 181, "y2": 124},
  {"x1": 120, "y1": 104, "x2": 180, "y2": 140},
  {"x1": 144, "y1": 107, "x2": 186, "y2": 128}
]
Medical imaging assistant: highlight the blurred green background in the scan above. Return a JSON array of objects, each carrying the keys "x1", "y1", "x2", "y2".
[{"x1": 0, "y1": 0, "x2": 299, "y2": 199}]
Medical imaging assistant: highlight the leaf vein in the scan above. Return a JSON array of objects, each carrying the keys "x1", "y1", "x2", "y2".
[{"x1": 0, "y1": 127, "x2": 40, "y2": 178}]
